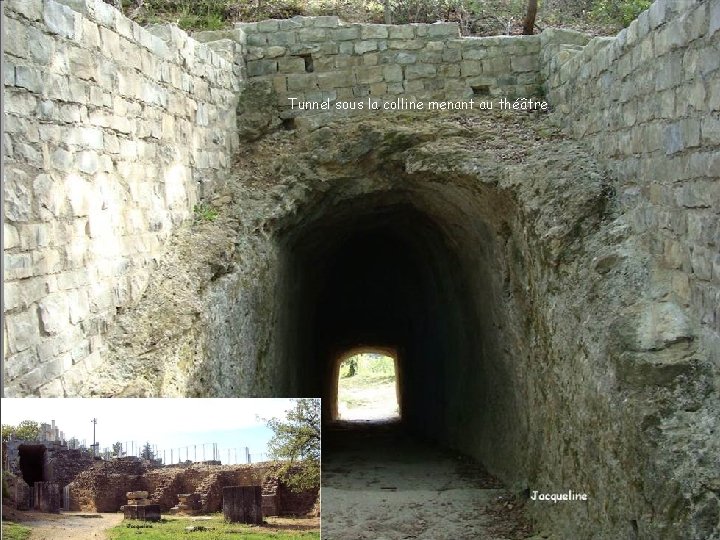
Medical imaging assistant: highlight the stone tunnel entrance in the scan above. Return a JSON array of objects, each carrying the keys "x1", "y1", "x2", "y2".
[{"x1": 18, "y1": 444, "x2": 47, "y2": 486}]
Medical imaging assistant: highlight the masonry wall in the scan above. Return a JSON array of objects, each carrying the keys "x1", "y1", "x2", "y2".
[
  {"x1": 544, "y1": 0, "x2": 719, "y2": 359},
  {"x1": 541, "y1": 0, "x2": 720, "y2": 537},
  {"x1": 2, "y1": 0, "x2": 240, "y2": 396},
  {"x1": 239, "y1": 17, "x2": 541, "y2": 121}
]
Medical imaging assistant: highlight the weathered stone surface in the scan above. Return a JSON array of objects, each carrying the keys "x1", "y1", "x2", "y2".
[{"x1": 2, "y1": 2, "x2": 718, "y2": 538}]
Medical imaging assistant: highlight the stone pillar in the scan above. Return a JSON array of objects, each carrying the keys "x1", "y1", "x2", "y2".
[
  {"x1": 33, "y1": 482, "x2": 61, "y2": 513},
  {"x1": 222, "y1": 486, "x2": 263, "y2": 524}
]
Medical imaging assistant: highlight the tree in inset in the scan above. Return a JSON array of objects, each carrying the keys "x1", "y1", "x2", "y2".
[
  {"x1": 266, "y1": 399, "x2": 321, "y2": 492},
  {"x1": 112, "y1": 442, "x2": 124, "y2": 457},
  {"x1": 141, "y1": 442, "x2": 155, "y2": 461}
]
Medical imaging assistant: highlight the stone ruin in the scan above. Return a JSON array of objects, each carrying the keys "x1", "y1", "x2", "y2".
[
  {"x1": 122, "y1": 490, "x2": 161, "y2": 521},
  {"x1": 3, "y1": 0, "x2": 719, "y2": 536},
  {"x1": 2, "y1": 438, "x2": 95, "y2": 512},
  {"x1": 66, "y1": 459, "x2": 318, "y2": 517}
]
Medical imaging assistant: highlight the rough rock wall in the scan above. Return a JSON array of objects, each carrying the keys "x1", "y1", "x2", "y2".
[
  {"x1": 2, "y1": 0, "x2": 240, "y2": 396},
  {"x1": 240, "y1": 16, "x2": 541, "y2": 123},
  {"x1": 68, "y1": 458, "x2": 147, "y2": 511},
  {"x1": 68, "y1": 461, "x2": 282, "y2": 513},
  {"x1": 541, "y1": 1, "x2": 720, "y2": 538}
]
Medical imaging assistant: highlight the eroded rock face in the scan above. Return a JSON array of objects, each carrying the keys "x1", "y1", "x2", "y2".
[{"x1": 76, "y1": 106, "x2": 719, "y2": 538}]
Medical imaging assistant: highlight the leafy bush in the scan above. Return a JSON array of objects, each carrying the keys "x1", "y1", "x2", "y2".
[
  {"x1": 589, "y1": 0, "x2": 651, "y2": 27},
  {"x1": 193, "y1": 202, "x2": 219, "y2": 222}
]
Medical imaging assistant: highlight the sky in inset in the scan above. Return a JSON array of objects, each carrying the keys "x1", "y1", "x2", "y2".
[{"x1": 1, "y1": 398, "x2": 303, "y2": 464}]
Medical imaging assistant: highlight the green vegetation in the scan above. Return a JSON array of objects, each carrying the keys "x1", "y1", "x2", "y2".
[
  {"x1": 193, "y1": 202, "x2": 219, "y2": 222},
  {"x1": 589, "y1": 0, "x2": 651, "y2": 27},
  {"x1": 340, "y1": 353, "x2": 395, "y2": 378},
  {"x1": 1, "y1": 522, "x2": 32, "y2": 540},
  {"x1": 1, "y1": 420, "x2": 40, "y2": 442},
  {"x1": 266, "y1": 399, "x2": 321, "y2": 492},
  {"x1": 120, "y1": 0, "x2": 653, "y2": 34},
  {"x1": 337, "y1": 353, "x2": 399, "y2": 419},
  {"x1": 108, "y1": 516, "x2": 319, "y2": 539}
]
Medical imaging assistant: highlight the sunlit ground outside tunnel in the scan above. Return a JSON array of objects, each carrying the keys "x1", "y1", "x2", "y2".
[{"x1": 336, "y1": 352, "x2": 400, "y2": 422}]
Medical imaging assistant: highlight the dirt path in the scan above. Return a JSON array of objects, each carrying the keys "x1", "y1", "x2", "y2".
[
  {"x1": 322, "y1": 422, "x2": 533, "y2": 540},
  {"x1": 24, "y1": 512, "x2": 123, "y2": 540}
]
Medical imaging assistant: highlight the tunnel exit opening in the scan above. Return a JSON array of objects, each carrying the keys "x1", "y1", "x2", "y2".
[{"x1": 335, "y1": 348, "x2": 400, "y2": 422}]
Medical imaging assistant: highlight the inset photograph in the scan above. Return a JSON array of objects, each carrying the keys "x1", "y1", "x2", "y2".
[{"x1": 1, "y1": 398, "x2": 320, "y2": 539}]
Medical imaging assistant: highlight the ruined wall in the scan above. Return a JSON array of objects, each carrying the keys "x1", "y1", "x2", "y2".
[
  {"x1": 2, "y1": 0, "x2": 240, "y2": 396},
  {"x1": 67, "y1": 460, "x2": 305, "y2": 514},
  {"x1": 538, "y1": 1, "x2": 720, "y2": 538},
  {"x1": 68, "y1": 457, "x2": 147, "y2": 511},
  {"x1": 240, "y1": 17, "x2": 541, "y2": 125}
]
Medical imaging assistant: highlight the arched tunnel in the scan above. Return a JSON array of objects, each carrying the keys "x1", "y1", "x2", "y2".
[
  {"x1": 83, "y1": 113, "x2": 719, "y2": 537},
  {"x1": 274, "y1": 181, "x2": 533, "y2": 480}
]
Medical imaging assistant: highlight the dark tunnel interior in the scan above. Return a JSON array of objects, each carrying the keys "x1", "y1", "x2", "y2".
[
  {"x1": 278, "y1": 193, "x2": 489, "y2": 439},
  {"x1": 18, "y1": 444, "x2": 47, "y2": 486}
]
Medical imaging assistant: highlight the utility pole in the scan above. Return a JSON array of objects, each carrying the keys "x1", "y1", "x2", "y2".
[{"x1": 90, "y1": 418, "x2": 97, "y2": 457}]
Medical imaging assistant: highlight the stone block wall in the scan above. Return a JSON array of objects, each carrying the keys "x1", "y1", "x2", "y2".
[
  {"x1": 540, "y1": 1, "x2": 719, "y2": 536},
  {"x1": 2, "y1": 0, "x2": 240, "y2": 396},
  {"x1": 543, "y1": 0, "x2": 719, "y2": 371},
  {"x1": 238, "y1": 17, "x2": 541, "y2": 118}
]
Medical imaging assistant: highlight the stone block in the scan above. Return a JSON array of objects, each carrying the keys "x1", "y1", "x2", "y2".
[
  {"x1": 511, "y1": 55, "x2": 538, "y2": 72},
  {"x1": 334, "y1": 26, "x2": 361, "y2": 41},
  {"x1": 277, "y1": 57, "x2": 305, "y2": 74},
  {"x1": 428, "y1": 22, "x2": 458, "y2": 37},
  {"x1": 389, "y1": 26, "x2": 414, "y2": 39},
  {"x1": 355, "y1": 66, "x2": 384, "y2": 85},
  {"x1": 355, "y1": 40, "x2": 378, "y2": 54},
  {"x1": 15, "y1": 66, "x2": 43, "y2": 93},
  {"x1": 247, "y1": 59, "x2": 278, "y2": 77},
  {"x1": 701, "y1": 114, "x2": 720, "y2": 144},
  {"x1": 6, "y1": 308, "x2": 40, "y2": 353},
  {"x1": 299, "y1": 28, "x2": 327, "y2": 42},
  {"x1": 265, "y1": 46, "x2": 286, "y2": 58},
  {"x1": 405, "y1": 64, "x2": 435, "y2": 80},
  {"x1": 267, "y1": 31, "x2": 297, "y2": 46},
  {"x1": 27, "y1": 26, "x2": 55, "y2": 64},
  {"x1": 6, "y1": 91, "x2": 38, "y2": 116},
  {"x1": 223, "y1": 486, "x2": 262, "y2": 524},
  {"x1": 361, "y1": 25, "x2": 389, "y2": 39},
  {"x1": 4, "y1": 16, "x2": 28, "y2": 58},
  {"x1": 712, "y1": 0, "x2": 720, "y2": 35},
  {"x1": 44, "y1": 1, "x2": 77, "y2": 38},
  {"x1": 419, "y1": 51, "x2": 443, "y2": 63},
  {"x1": 388, "y1": 39, "x2": 425, "y2": 50},
  {"x1": 317, "y1": 71, "x2": 354, "y2": 89},
  {"x1": 7, "y1": 0, "x2": 43, "y2": 21},
  {"x1": 123, "y1": 504, "x2": 161, "y2": 521},
  {"x1": 383, "y1": 65, "x2": 403, "y2": 83},
  {"x1": 311, "y1": 16, "x2": 338, "y2": 27},
  {"x1": 395, "y1": 52, "x2": 417, "y2": 64},
  {"x1": 482, "y1": 57, "x2": 508, "y2": 74},
  {"x1": 442, "y1": 49, "x2": 462, "y2": 62},
  {"x1": 287, "y1": 73, "x2": 318, "y2": 91},
  {"x1": 461, "y1": 60, "x2": 483, "y2": 77}
]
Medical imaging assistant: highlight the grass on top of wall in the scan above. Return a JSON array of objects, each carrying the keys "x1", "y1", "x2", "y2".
[{"x1": 120, "y1": 0, "x2": 647, "y2": 34}]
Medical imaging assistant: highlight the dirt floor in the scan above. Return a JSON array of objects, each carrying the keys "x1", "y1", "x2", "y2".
[
  {"x1": 322, "y1": 421, "x2": 535, "y2": 540},
  {"x1": 337, "y1": 374, "x2": 399, "y2": 421},
  {"x1": 13, "y1": 511, "x2": 123, "y2": 540}
]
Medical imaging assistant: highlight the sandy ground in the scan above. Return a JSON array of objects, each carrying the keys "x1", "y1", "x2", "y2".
[
  {"x1": 322, "y1": 422, "x2": 532, "y2": 540},
  {"x1": 18, "y1": 512, "x2": 123, "y2": 540},
  {"x1": 337, "y1": 377, "x2": 399, "y2": 421}
]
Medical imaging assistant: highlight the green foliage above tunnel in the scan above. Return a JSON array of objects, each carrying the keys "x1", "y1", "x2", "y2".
[{"x1": 119, "y1": 0, "x2": 650, "y2": 33}]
